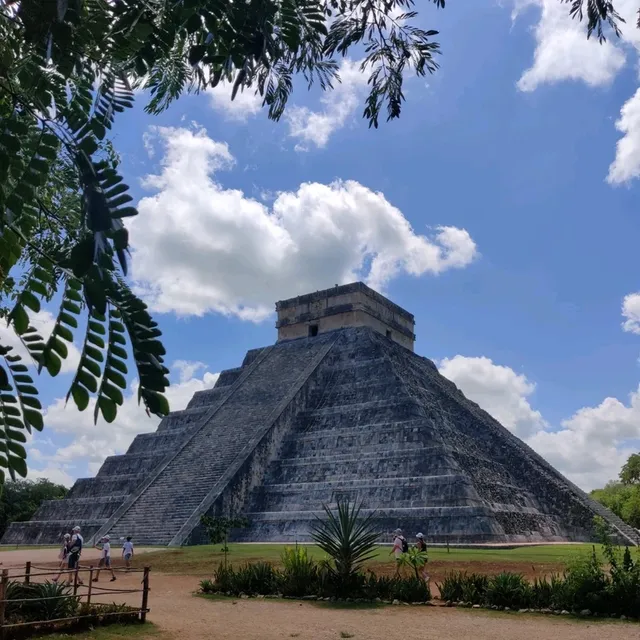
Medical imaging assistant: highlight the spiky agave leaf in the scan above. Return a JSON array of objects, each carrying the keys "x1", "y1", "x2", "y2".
[{"x1": 310, "y1": 498, "x2": 380, "y2": 578}]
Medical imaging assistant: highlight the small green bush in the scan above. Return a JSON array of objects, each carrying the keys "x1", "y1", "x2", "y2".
[
  {"x1": 391, "y1": 576, "x2": 430, "y2": 603},
  {"x1": 485, "y1": 572, "x2": 531, "y2": 609},
  {"x1": 437, "y1": 571, "x2": 486, "y2": 604},
  {"x1": 461, "y1": 573, "x2": 488, "y2": 605},
  {"x1": 530, "y1": 576, "x2": 553, "y2": 609},
  {"x1": 280, "y1": 547, "x2": 318, "y2": 597},
  {"x1": 5, "y1": 581, "x2": 79, "y2": 623},
  {"x1": 213, "y1": 562, "x2": 236, "y2": 593},
  {"x1": 437, "y1": 571, "x2": 465, "y2": 603}
]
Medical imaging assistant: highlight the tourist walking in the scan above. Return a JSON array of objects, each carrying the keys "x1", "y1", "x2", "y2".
[
  {"x1": 93, "y1": 535, "x2": 116, "y2": 582},
  {"x1": 66, "y1": 526, "x2": 84, "y2": 585},
  {"x1": 389, "y1": 528, "x2": 407, "y2": 575},
  {"x1": 414, "y1": 532, "x2": 430, "y2": 582},
  {"x1": 122, "y1": 536, "x2": 134, "y2": 571},
  {"x1": 52, "y1": 533, "x2": 70, "y2": 582}
]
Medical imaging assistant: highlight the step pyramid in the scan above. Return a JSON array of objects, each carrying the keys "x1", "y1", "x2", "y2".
[{"x1": 4, "y1": 283, "x2": 638, "y2": 547}]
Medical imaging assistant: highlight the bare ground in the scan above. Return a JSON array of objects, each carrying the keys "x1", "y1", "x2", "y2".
[{"x1": 1, "y1": 549, "x2": 637, "y2": 640}]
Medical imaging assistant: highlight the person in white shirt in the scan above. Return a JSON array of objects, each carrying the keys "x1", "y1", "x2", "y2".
[
  {"x1": 52, "y1": 533, "x2": 71, "y2": 582},
  {"x1": 389, "y1": 528, "x2": 407, "y2": 575},
  {"x1": 66, "y1": 526, "x2": 84, "y2": 585},
  {"x1": 93, "y1": 535, "x2": 116, "y2": 582},
  {"x1": 122, "y1": 537, "x2": 134, "y2": 571}
]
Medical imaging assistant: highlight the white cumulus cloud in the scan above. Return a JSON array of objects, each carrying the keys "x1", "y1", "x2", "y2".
[
  {"x1": 622, "y1": 291, "x2": 640, "y2": 334},
  {"x1": 207, "y1": 81, "x2": 263, "y2": 121},
  {"x1": 512, "y1": 0, "x2": 640, "y2": 184},
  {"x1": 607, "y1": 88, "x2": 640, "y2": 184},
  {"x1": 29, "y1": 361, "x2": 219, "y2": 482},
  {"x1": 438, "y1": 355, "x2": 547, "y2": 438},
  {"x1": 0, "y1": 310, "x2": 81, "y2": 374},
  {"x1": 514, "y1": 0, "x2": 626, "y2": 92},
  {"x1": 439, "y1": 354, "x2": 640, "y2": 490},
  {"x1": 285, "y1": 59, "x2": 369, "y2": 150},
  {"x1": 129, "y1": 125, "x2": 478, "y2": 320}
]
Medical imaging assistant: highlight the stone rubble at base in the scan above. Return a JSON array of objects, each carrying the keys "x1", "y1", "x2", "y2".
[{"x1": 4, "y1": 283, "x2": 639, "y2": 547}]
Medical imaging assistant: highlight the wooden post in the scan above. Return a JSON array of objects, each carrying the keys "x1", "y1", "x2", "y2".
[
  {"x1": 24, "y1": 561, "x2": 31, "y2": 585},
  {"x1": 87, "y1": 567, "x2": 94, "y2": 607},
  {"x1": 140, "y1": 567, "x2": 150, "y2": 623},
  {"x1": 0, "y1": 568, "x2": 9, "y2": 639},
  {"x1": 73, "y1": 565, "x2": 79, "y2": 596}
]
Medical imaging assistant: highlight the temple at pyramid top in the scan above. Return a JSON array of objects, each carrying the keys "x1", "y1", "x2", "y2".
[
  {"x1": 276, "y1": 282, "x2": 416, "y2": 351},
  {"x1": 4, "y1": 283, "x2": 639, "y2": 548}
]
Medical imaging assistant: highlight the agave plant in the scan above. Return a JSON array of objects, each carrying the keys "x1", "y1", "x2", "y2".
[{"x1": 310, "y1": 499, "x2": 379, "y2": 589}]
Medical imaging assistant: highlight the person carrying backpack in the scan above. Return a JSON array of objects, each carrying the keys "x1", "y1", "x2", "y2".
[
  {"x1": 66, "y1": 526, "x2": 84, "y2": 585},
  {"x1": 389, "y1": 528, "x2": 407, "y2": 575}
]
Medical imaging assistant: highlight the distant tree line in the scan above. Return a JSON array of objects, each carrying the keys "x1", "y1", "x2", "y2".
[
  {"x1": 0, "y1": 479, "x2": 68, "y2": 538},
  {"x1": 591, "y1": 453, "x2": 640, "y2": 529}
]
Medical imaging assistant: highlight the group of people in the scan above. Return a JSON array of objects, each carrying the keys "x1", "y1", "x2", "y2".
[
  {"x1": 52, "y1": 526, "x2": 135, "y2": 584},
  {"x1": 390, "y1": 528, "x2": 429, "y2": 580}
]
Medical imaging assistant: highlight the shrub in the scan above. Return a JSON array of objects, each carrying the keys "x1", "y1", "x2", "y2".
[
  {"x1": 280, "y1": 547, "x2": 318, "y2": 597},
  {"x1": 398, "y1": 548, "x2": 429, "y2": 580},
  {"x1": 363, "y1": 572, "x2": 394, "y2": 601},
  {"x1": 437, "y1": 571, "x2": 465, "y2": 603},
  {"x1": 530, "y1": 576, "x2": 553, "y2": 609},
  {"x1": 391, "y1": 576, "x2": 431, "y2": 603},
  {"x1": 437, "y1": 571, "x2": 486, "y2": 604},
  {"x1": 199, "y1": 578, "x2": 215, "y2": 594},
  {"x1": 560, "y1": 549, "x2": 609, "y2": 613},
  {"x1": 311, "y1": 499, "x2": 379, "y2": 597},
  {"x1": 213, "y1": 562, "x2": 236, "y2": 593},
  {"x1": 461, "y1": 573, "x2": 488, "y2": 605},
  {"x1": 5, "y1": 581, "x2": 79, "y2": 623},
  {"x1": 485, "y1": 572, "x2": 531, "y2": 609}
]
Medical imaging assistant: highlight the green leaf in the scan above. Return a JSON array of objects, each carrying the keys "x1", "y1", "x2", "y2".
[
  {"x1": 77, "y1": 370, "x2": 98, "y2": 393},
  {"x1": 20, "y1": 291, "x2": 40, "y2": 313},
  {"x1": 23, "y1": 409, "x2": 43, "y2": 431},
  {"x1": 71, "y1": 385, "x2": 90, "y2": 411},
  {"x1": 10, "y1": 305, "x2": 29, "y2": 335},
  {"x1": 97, "y1": 396, "x2": 117, "y2": 423},
  {"x1": 0, "y1": 366, "x2": 8, "y2": 389},
  {"x1": 7, "y1": 442, "x2": 26, "y2": 458},
  {"x1": 43, "y1": 349, "x2": 62, "y2": 376}
]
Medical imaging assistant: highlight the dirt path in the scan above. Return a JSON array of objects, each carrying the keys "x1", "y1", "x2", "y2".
[
  {"x1": 127, "y1": 574, "x2": 637, "y2": 640},
  {"x1": 0, "y1": 547, "x2": 161, "y2": 569},
  {"x1": 0, "y1": 549, "x2": 636, "y2": 640}
]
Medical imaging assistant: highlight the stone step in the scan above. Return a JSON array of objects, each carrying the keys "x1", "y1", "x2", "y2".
[
  {"x1": 156, "y1": 406, "x2": 211, "y2": 433},
  {"x1": 126, "y1": 429, "x2": 194, "y2": 455},
  {"x1": 2, "y1": 519, "x2": 107, "y2": 545},
  {"x1": 100, "y1": 335, "x2": 337, "y2": 544},
  {"x1": 186, "y1": 387, "x2": 227, "y2": 410},
  {"x1": 265, "y1": 447, "x2": 459, "y2": 484},
  {"x1": 280, "y1": 422, "x2": 439, "y2": 457},
  {"x1": 97, "y1": 451, "x2": 170, "y2": 477},
  {"x1": 249, "y1": 474, "x2": 481, "y2": 511},
  {"x1": 67, "y1": 475, "x2": 143, "y2": 500},
  {"x1": 34, "y1": 495, "x2": 128, "y2": 521}
]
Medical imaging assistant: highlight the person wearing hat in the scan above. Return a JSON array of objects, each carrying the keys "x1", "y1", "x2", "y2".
[
  {"x1": 414, "y1": 533, "x2": 430, "y2": 582},
  {"x1": 65, "y1": 526, "x2": 84, "y2": 585},
  {"x1": 389, "y1": 528, "x2": 407, "y2": 575},
  {"x1": 52, "y1": 533, "x2": 71, "y2": 582},
  {"x1": 93, "y1": 535, "x2": 117, "y2": 582}
]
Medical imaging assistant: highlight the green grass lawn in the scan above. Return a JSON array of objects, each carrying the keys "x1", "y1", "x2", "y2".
[{"x1": 139, "y1": 543, "x2": 606, "y2": 575}]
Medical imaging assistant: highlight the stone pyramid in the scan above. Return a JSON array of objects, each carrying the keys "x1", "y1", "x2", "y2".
[{"x1": 4, "y1": 283, "x2": 638, "y2": 547}]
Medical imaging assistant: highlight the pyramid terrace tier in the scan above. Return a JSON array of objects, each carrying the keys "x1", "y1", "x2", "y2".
[{"x1": 4, "y1": 325, "x2": 638, "y2": 547}]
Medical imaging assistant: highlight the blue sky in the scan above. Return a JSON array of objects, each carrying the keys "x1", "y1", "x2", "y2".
[{"x1": 7, "y1": 0, "x2": 640, "y2": 491}]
